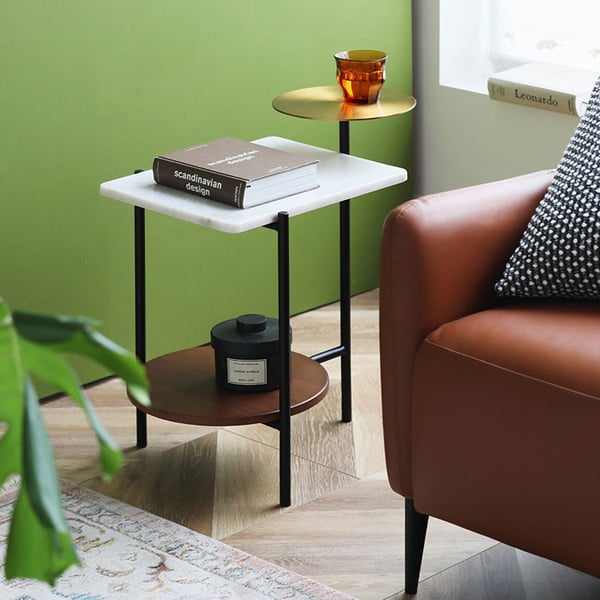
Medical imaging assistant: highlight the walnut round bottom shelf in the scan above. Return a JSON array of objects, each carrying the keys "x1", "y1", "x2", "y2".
[{"x1": 131, "y1": 346, "x2": 330, "y2": 427}]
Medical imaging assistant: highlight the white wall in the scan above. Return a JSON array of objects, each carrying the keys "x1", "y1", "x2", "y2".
[{"x1": 412, "y1": 0, "x2": 579, "y2": 197}]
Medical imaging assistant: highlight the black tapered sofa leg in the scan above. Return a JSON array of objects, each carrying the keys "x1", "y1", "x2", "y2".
[{"x1": 405, "y1": 498, "x2": 429, "y2": 595}]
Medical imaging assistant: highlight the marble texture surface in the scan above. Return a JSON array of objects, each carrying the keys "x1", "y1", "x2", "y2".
[{"x1": 99, "y1": 137, "x2": 408, "y2": 233}]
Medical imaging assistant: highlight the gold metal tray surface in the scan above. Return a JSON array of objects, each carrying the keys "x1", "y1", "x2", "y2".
[{"x1": 272, "y1": 85, "x2": 416, "y2": 122}]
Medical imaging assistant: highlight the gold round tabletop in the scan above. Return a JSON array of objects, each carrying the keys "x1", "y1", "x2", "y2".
[{"x1": 272, "y1": 85, "x2": 416, "y2": 122}]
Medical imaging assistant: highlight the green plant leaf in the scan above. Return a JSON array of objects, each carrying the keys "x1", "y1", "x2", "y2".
[
  {"x1": 1, "y1": 301, "x2": 149, "y2": 585},
  {"x1": 21, "y1": 377, "x2": 68, "y2": 532},
  {"x1": 0, "y1": 301, "x2": 79, "y2": 584},
  {"x1": 5, "y1": 480, "x2": 78, "y2": 585},
  {"x1": 11, "y1": 311, "x2": 99, "y2": 344},
  {"x1": 19, "y1": 338, "x2": 122, "y2": 478},
  {"x1": 65, "y1": 328, "x2": 150, "y2": 408},
  {"x1": 14, "y1": 310, "x2": 149, "y2": 407}
]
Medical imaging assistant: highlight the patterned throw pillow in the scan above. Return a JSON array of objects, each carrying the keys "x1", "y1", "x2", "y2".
[{"x1": 495, "y1": 75, "x2": 600, "y2": 299}]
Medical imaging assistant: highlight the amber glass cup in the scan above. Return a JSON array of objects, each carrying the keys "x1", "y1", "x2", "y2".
[{"x1": 334, "y1": 50, "x2": 387, "y2": 104}]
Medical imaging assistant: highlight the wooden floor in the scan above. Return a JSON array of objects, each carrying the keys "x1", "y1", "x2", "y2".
[
  {"x1": 43, "y1": 290, "x2": 599, "y2": 599},
  {"x1": 401, "y1": 544, "x2": 600, "y2": 600}
]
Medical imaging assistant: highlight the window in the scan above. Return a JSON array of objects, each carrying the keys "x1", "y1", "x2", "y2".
[
  {"x1": 491, "y1": 0, "x2": 600, "y2": 72},
  {"x1": 440, "y1": 0, "x2": 600, "y2": 94}
]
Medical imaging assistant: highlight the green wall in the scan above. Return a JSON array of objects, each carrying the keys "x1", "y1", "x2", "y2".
[{"x1": 1, "y1": 1, "x2": 412, "y2": 389}]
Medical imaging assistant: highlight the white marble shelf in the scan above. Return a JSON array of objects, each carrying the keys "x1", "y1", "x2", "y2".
[{"x1": 99, "y1": 136, "x2": 408, "y2": 234}]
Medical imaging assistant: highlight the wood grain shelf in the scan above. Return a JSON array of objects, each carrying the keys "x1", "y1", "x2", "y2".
[{"x1": 132, "y1": 346, "x2": 329, "y2": 427}]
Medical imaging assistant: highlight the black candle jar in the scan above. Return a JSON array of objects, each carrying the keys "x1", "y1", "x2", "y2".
[{"x1": 210, "y1": 314, "x2": 291, "y2": 393}]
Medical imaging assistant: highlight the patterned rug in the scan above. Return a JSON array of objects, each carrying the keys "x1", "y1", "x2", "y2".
[{"x1": 0, "y1": 479, "x2": 353, "y2": 600}]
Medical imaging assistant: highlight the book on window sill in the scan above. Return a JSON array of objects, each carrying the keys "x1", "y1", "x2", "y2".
[
  {"x1": 152, "y1": 137, "x2": 319, "y2": 209},
  {"x1": 487, "y1": 62, "x2": 598, "y2": 117}
]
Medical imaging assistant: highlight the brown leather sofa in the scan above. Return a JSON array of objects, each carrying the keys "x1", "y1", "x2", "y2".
[{"x1": 379, "y1": 170, "x2": 600, "y2": 594}]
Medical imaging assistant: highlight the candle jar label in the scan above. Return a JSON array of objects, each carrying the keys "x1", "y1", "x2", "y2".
[{"x1": 227, "y1": 358, "x2": 267, "y2": 386}]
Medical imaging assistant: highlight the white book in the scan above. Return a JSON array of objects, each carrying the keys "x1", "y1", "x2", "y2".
[{"x1": 487, "y1": 62, "x2": 598, "y2": 117}]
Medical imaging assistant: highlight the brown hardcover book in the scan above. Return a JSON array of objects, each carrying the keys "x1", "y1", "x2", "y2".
[{"x1": 153, "y1": 137, "x2": 319, "y2": 208}]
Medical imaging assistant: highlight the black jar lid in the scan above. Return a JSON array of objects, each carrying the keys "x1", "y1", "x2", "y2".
[
  {"x1": 210, "y1": 314, "x2": 281, "y2": 356},
  {"x1": 236, "y1": 314, "x2": 267, "y2": 334}
]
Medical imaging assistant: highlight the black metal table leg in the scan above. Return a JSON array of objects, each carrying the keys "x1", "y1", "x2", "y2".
[
  {"x1": 265, "y1": 212, "x2": 292, "y2": 506},
  {"x1": 339, "y1": 121, "x2": 352, "y2": 423},
  {"x1": 339, "y1": 120, "x2": 350, "y2": 155},
  {"x1": 339, "y1": 199, "x2": 352, "y2": 423},
  {"x1": 134, "y1": 204, "x2": 148, "y2": 448},
  {"x1": 276, "y1": 211, "x2": 291, "y2": 507},
  {"x1": 308, "y1": 122, "x2": 353, "y2": 422}
]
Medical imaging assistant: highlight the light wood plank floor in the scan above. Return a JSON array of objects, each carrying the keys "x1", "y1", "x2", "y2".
[
  {"x1": 396, "y1": 544, "x2": 600, "y2": 600},
  {"x1": 43, "y1": 290, "x2": 599, "y2": 599}
]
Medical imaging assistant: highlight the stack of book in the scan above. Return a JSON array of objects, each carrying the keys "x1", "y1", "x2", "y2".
[
  {"x1": 152, "y1": 137, "x2": 319, "y2": 209},
  {"x1": 487, "y1": 62, "x2": 599, "y2": 117}
]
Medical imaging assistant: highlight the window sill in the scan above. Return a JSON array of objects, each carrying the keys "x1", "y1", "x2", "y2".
[
  {"x1": 440, "y1": 71, "x2": 489, "y2": 96},
  {"x1": 441, "y1": 62, "x2": 599, "y2": 117}
]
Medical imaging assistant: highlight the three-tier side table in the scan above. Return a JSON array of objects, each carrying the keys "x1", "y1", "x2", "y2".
[{"x1": 100, "y1": 135, "x2": 409, "y2": 507}]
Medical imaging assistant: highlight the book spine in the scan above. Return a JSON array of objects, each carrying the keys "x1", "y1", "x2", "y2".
[
  {"x1": 152, "y1": 158, "x2": 247, "y2": 208},
  {"x1": 487, "y1": 78, "x2": 584, "y2": 116}
]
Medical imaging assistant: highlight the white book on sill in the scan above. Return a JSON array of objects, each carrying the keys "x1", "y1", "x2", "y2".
[{"x1": 487, "y1": 62, "x2": 599, "y2": 117}]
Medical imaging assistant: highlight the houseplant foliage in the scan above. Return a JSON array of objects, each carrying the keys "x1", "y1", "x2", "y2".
[{"x1": 0, "y1": 297, "x2": 149, "y2": 585}]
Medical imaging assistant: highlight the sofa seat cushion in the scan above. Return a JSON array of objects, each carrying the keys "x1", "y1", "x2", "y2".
[
  {"x1": 411, "y1": 301, "x2": 600, "y2": 577},
  {"x1": 424, "y1": 301, "x2": 600, "y2": 398}
]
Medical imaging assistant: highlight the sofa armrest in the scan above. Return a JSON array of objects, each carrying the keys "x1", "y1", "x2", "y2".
[{"x1": 379, "y1": 170, "x2": 554, "y2": 498}]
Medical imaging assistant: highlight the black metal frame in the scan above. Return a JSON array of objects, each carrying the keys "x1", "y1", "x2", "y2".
[
  {"x1": 132, "y1": 123, "x2": 354, "y2": 507},
  {"x1": 264, "y1": 212, "x2": 292, "y2": 506},
  {"x1": 311, "y1": 121, "x2": 352, "y2": 423},
  {"x1": 134, "y1": 205, "x2": 148, "y2": 449}
]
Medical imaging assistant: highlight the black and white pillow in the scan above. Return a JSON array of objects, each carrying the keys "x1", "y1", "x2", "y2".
[{"x1": 495, "y1": 75, "x2": 600, "y2": 299}]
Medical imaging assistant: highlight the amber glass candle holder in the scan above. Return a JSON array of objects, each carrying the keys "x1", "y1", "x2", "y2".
[{"x1": 334, "y1": 50, "x2": 387, "y2": 104}]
